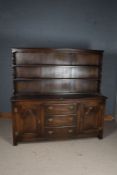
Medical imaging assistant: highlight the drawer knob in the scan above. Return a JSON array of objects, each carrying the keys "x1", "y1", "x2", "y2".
[
  {"x1": 15, "y1": 132, "x2": 19, "y2": 136},
  {"x1": 14, "y1": 107, "x2": 18, "y2": 113},
  {"x1": 48, "y1": 118, "x2": 53, "y2": 122},
  {"x1": 68, "y1": 129, "x2": 73, "y2": 133},
  {"x1": 48, "y1": 106, "x2": 53, "y2": 110},
  {"x1": 48, "y1": 130, "x2": 54, "y2": 134},
  {"x1": 89, "y1": 106, "x2": 93, "y2": 110},
  {"x1": 69, "y1": 105, "x2": 74, "y2": 110}
]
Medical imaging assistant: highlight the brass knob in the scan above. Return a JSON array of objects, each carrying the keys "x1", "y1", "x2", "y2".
[
  {"x1": 48, "y1": 130, "x2": 54, "y2": 134},
  {"x1": 69, "y1": 105, "x2": 74, "y2": 110},
  {"x1": 68, "y1": 129, "x2": 73, "y2": 133},
  {"x1": 14, "y1": 107, "x2": 18, "y2": 113},
  {"x1": 85, "y1": 111, "x2": 89, "y2": 115},
  {"x1": 48, "y1": 118, "x2": 53, "y2": 122},
  {"x1": 15, "y1": 132, "x2": 18, "y2": 136},
  {"x1": 89, "y1": 106, "x2": 93, "y2": 110},
  {"x1": 48, "y1": 106, "x2": 53, "y2": 110}
]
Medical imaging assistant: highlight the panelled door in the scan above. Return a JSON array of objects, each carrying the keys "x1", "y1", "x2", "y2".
[
  {"x1": 13, "y1": 101, "x2": 42, "y2": 139},
  {"x1": 80, "y1": 100, "x2": 104, "y2": 132}
]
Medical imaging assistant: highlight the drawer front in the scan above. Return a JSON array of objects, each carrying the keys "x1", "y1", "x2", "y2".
[
  {"x1": 45, "y1": 127, "x2": 76, "y2": 139},
  {"x1": 45, "y1": 115, "x2": 76, "y2": 127},
  {"x1": 45, "y1": 104, "x2": 77, "y2": 114},
  {"x1": 80, "y1": 99, "x2": 103, "y2": 107}
]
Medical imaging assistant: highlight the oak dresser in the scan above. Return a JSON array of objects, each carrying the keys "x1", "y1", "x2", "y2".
[{"x1": 11, "y1": 48, "x2": 107, "y2": 145}]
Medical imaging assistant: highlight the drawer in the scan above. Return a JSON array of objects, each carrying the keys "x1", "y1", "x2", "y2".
[
  {"x1": 45, "y1": 127, "x2": 76, "y2": 139},
  {"x1": 82, "y1": 99, "x2": 103, "y2": 106},
  {"x1": 45, "y1": 114, "x2": 76, "y2": 127},
  {"x1": 45, "y1": 103, "x2": 77, "y2": 114}
]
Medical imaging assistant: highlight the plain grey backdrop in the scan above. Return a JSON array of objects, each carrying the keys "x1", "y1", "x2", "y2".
[{"x1": 0, "y1": 0, "x2": 117, "y2": 116}]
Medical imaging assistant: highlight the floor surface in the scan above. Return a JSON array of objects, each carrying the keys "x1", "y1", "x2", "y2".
[{"x1": 0, "y1": 120, "x2": 117, "y2": 175}]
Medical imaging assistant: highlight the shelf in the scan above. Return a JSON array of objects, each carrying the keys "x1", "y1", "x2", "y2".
[
  {"x1": 12, "y1": 48, "x2": 103, "y2": 97},
  {"x1": 12, "y1": 64, "x2": 100, "y2": 67},
  {"x1": 13, "y1": 78, "x2": 100, "y2": 81}
]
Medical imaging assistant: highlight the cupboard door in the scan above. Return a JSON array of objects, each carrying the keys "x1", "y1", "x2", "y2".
[
  {"x1": 13, "y1": 102, "x2": 42, "y2": 139},
  {"x1": 80, "y1": 101, "x2": 103, "y2": 132}
]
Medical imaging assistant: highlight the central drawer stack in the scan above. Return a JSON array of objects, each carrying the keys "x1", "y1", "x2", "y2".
[{"x1": 44, "y1": 103, "x2": 77, "y2": 139}]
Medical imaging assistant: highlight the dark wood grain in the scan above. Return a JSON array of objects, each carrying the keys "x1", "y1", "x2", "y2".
[
  {"x1": 13, "y1": 51, "x2": 102, "y2": 65},
  {"x1": 11, "y1": 48, "x2": 106, "y2": 145},
  {"x1": 15, "y1": 66, "x2": 99, "y2": 78},
  {"x1": 15, "y1": 79, "x2": 98, "y2": 94},
  {"x1": 45, "y1": 114, "x2": 76, "y2": 127}
]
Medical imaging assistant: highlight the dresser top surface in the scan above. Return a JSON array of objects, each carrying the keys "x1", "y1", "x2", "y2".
[
  {"x1": 11, "y1": 93, "x2": 107, "y2": 101},
  {"x1": 12, "y1": 48, "x2": 104, "y2": 54}
]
